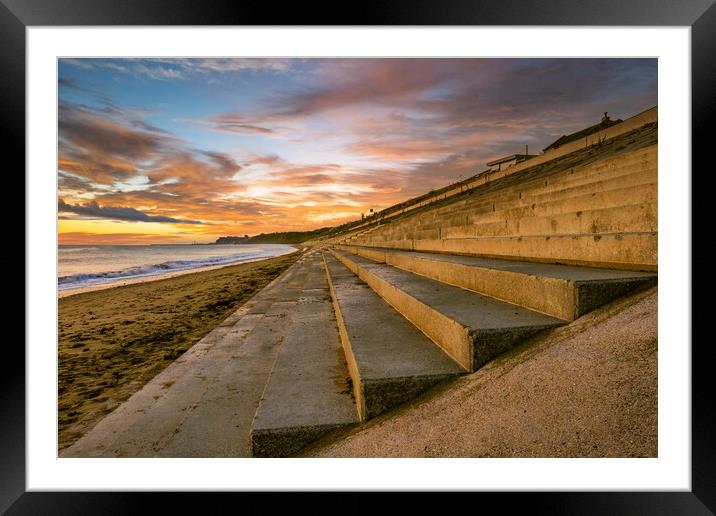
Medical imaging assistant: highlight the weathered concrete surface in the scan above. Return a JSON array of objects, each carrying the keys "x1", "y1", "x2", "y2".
[
  {"x1": 250, "y1": 252, "x2": 358, "y2": 458},
  {"x1": 365, "y1": 232, "x2": 657, "y2": 272},
  {"x1": 323, "y1": 253, "x2": 463, "y2": 421},
  {"x1": 348, "y1": 140, "x2": 658, "y2": 270},
  {"x1": 336, "y1": 110, "x2": 657, "y2": 238},
  {"x1": 304, "y1": 286, "x2": 658, "y2": 458},
  {"x1": 332, "y1": 250, "x2": 563, "y2": 372},
  {"x1": 62, "y1": 249, "x2": 314, "y2": 457},
  {"x1": 337, "y1": 245, "x2": 656, "y2": 320}
]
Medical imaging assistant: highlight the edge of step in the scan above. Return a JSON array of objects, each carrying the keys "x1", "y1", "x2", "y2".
[
  {"x1": 331, "y1": 248, "x2": 564, "y2": 372},
  {"x1": 336, "y1": 245, "x2": 657, "y2": 321},
  {"x1": 323, "y1": 252, "x2": 464, "y2": 421}
]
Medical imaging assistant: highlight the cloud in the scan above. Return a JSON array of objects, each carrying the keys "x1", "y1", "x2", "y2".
[
  {"x1": 62, "y1": 59, "x2": 129, "y2": 73},
  {"x1": 207, "y1": 113, "x2": 276, "y2": 135},
  {"x1": 59, "y1": 104, "x2": 171, "y2": 160},
  {"x1": 58, "y1": 172, "x2": 102, "y2": 194},
  {"x1": 144, "y1": 151, "x2": 240, "y2": 193},
  {"x1": 210, "y1": 58, "x2": 656, "y2": 145},
  {"x1": 58, "y1": 77, "x2": 81, "y2": 90},
  {"x1": 156, "y1": 58, "x2": 292, "y2": 74},
  {"x1": 197, "y1": 150, "x2": 241, "y2": 175},
  {"x1": 243, "y1": 154, "x2": 282, "y2": 167},
  {"x1": 58, "y1": 101, "x2": 178, "y2": 184},
  {"x1": 62, "y1": 58, "x2": 293, "y2": 84},
  {"x1": 131, "y1": 119, "x2": 173, "y2": 135},
  {"x1": 133, "y1": 63, "x2": 185, "y2": 81},
  {"x1": 58, "y1": 198, "x2": 205, "y2": 225}
]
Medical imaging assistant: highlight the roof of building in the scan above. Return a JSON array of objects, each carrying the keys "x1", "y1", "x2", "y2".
[
  {"x1": 486, "y1": 153, "x2": 538, "y2": 167},
  {"x1": 543, "y1": 112, "x2": 623, "y2": 152}
]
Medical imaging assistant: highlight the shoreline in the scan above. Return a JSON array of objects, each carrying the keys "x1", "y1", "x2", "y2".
[{"x1": 58, "y1": 245, "x2": 299, "y2": 298}]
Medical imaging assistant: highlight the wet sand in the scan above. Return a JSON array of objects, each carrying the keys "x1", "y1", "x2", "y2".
[{"x1": 58, "y1": 250, "x2": 300, "y2": 451}]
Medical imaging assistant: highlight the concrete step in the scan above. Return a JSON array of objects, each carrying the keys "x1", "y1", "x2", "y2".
[
  {"x1": 355, "y1": 230, "x2": 657, "y2": 271},
  {"x1": 503, "y1": 149, "x2": 656, "y2": 202},
  {"x1": 417, "y1": 232, "x2": 657, "y2": 271},
  {"x1": 336, "y1": 245, "x2": 657, "y2": 321},
  {"x1": 517, "y1": 202, "x2": 657, "y2": 235},
  {"x1": 439, "y1": 202, "x2": 657, "y2": 238},
  {"x1": 250, "y1": 252, "x2": 358, "y2": 457},
  {"x1": 363, "y1": 177, "x2": 656, "y2": 246},
  {"x1": 513, "y1": 167, "x2": 656, "y2": 207},
  {"x1": 343, "y1": 225, "x2": 385, "y2": 244},
  {"x1": 346, "y1": 132, "x2": 656, "y2": 234},
  {"x1": 413, "y1": 152, "x2": 655, "y2": 225},
  {"x1": 438, "y1": 172, "x2": 655, "y2": 223},
  {"x1": 515, "y1": 148, "x2": 656, "y2": 198},
  {"x1": 323, "y1": 253, "x2": 464, "y2": 421},
  {"x1": 344, "y1": 140, "x2": 657, "y2": 243},
  {"x1": 416, "y1": 165, "x2": 655, "y2": 225},
  {"x1": 331, "y1": 249, "x2": 563, "y2": 372},
  {"x1": 365, "y1": 183, "x2": 657, "y2": 244}
]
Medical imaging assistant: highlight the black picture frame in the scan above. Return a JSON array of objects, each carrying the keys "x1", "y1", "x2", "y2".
[{"x1": 7, "y1": 0, "x2": 710, "y2": 513}]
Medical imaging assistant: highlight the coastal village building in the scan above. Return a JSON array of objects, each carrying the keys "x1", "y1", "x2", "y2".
[
  {"x1": 486, "y1": 153, "x2": 538, "y2": 172},
  {"x1": 543, "y1": 112, "x2": 623, "y2": 152},
  {"x1": 485, "y1": 112, "x2": 624, "y2": 173}
]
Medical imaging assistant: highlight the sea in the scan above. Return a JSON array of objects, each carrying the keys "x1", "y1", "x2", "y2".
[{"x1": 58, "y1": 243, "x2": 296, "y2": 293}]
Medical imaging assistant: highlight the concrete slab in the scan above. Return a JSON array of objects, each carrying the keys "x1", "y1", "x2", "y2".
[
  {"x1": 323, "y1": 253, "x2": 464, "y2": 421},
  {"x1": 340, "y1": 245, "x2": 656, "y2": 282},
  {"x1": 415, "y1": 232, "x2": 658, "y2": 271},
  {"x1": 332, "y1": 250, "x2": 563, "y2": 372},
  {"x1": 250, "y1": 252, "x2": 358, "y2": 457},
  {"x1": 433, "y1": 201, "x2": 657, "y2": 238}
]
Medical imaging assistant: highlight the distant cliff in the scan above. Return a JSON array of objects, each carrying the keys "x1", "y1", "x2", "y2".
[
  {"x1": 214, "y1": 236, "x2": 250, "y2": 245},
  {"x1": 213, "y1": 228, "x2": 333, "y2": 245}
]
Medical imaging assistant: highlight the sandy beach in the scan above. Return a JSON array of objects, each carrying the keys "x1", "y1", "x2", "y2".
[{"x1": 58, "y1": 250, "x2": 300, "y2": 451}]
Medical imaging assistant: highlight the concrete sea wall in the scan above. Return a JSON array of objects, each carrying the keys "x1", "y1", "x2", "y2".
[{"x1": 343, "y1": 122, "x2": 658, "y2": 271}]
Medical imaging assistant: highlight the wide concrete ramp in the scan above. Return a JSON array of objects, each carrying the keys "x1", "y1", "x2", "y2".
[
  {"x1": 323, "y1": 253, "x2": 464, "y2": 421},
  {"x1": 61, "y1": 250, "x2": 337, "y2": 458},
  {"x1": 250, "y1": 252, "x2": 358, "y2": 457}
]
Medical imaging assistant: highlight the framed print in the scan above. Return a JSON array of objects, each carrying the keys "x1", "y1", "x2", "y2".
[{"x1": 7, "y1": 0, "x2": 711, "y2": 512}]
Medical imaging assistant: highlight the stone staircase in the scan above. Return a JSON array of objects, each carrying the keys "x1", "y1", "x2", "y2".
[
  {"x1": 249, "y1": 245, "x2": 654, "y2": 456},
  {"x1": 62, "y1": 246, "x2": 654, "y2": 458},
  {"x1": 349, "y1": 128, "x2": 657, "y2": 271},
  {"x1": 245, "y1": 123, "x2": 658, "y2": 456}
]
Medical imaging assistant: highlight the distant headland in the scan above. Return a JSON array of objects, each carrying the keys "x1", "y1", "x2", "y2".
[{"x1": 211, "y1": 228, "x2": 334, "y2": 245}]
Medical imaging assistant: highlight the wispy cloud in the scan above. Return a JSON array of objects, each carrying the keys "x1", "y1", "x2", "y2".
[
  {"x1": 149, "y1": 58, "x2": 292, "y2": 74},
  {"x1": 133, "y1": 63, "x2": 185, "y2": 81},
  {"x1": 62, "y1": 58, "x2": 292, "y2": 82},
  {"x1": 208, "y1": 114, "x2": 276, "y2": 135},
  {"x1": 58, "y1": 198, "x2": 205, "y2": 225},
  {"x1": 130, "y1": 119, "x2": 173, "y2": 135}
]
